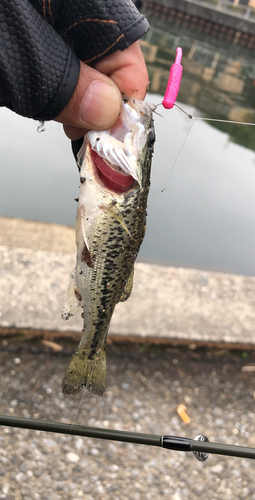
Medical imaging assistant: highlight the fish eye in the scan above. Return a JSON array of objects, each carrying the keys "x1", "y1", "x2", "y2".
[{"x1": 147, "y1": 130, "x2": 156, "y2": 150}]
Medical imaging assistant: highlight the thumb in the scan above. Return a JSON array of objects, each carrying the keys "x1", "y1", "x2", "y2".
[{"x1": 55, "y1": 61, "x2": 122, "y2": 139}]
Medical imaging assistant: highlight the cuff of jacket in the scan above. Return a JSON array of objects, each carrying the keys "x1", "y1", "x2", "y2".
[
  {"x1": 122, "y1": 16, "x2": 150, "y2": 48},
  {"x1": 35, "y1": 50, "x2": 80, "y2": 121}
]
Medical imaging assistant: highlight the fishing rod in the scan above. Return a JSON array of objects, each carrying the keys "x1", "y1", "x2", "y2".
[{"x1": 1, "y1": 414, "x2": 255, "y2": 462}]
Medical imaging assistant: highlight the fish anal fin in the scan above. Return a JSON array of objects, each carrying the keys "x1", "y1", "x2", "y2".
[
  {"x1": 62, "y1": 345, "x2": 107, "y2": 396},
  {"x1": 62, "y1": 269, "x2": 81, "y2": 320},
  {"x1": 119, "y1": 265, "x2": 134, "y2": 302}
]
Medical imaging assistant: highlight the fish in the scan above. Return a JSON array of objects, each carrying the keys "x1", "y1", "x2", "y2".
[{"x1": 61, "y1": 96, "x2": 155, "y2": 396}]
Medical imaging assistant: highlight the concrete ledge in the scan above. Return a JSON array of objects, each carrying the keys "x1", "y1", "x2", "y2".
[{"x1": 0, "y1": 217, "x2": 255, "y2": 346}]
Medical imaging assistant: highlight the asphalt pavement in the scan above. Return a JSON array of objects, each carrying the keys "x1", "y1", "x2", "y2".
[{"x1": 0, "y1": 341, "x2": 255, "y2": 499}]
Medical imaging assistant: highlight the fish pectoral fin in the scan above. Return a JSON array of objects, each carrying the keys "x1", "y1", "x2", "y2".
[
  {"x1": 62, "y1": 344, "x2": 107, "y2": 396},
  {"x1": 62, "y1": 268, "x2": 82, "y2": 320},
  {"x1": 103, "y1": 205, "x2": 132, "y2": 238},
  {"x1": 119, "y1": 265, "x2": 134, "y2": 302}
]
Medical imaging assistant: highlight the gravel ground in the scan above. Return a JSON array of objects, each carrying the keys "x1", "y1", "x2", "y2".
[{"x1": 0, "y1": 341, "x2": 255, "y2": 499}]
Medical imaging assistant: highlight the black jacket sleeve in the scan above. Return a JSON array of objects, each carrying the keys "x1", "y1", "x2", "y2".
[{"x1": 0, "y1": 0, "x2": 149, "y2": 121}]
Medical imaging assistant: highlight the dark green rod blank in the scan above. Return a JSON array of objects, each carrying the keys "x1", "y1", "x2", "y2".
[
  {"x1": 0, "y1": 415, "x2": 161, "y2": 447},
  {"x1": 1, "y1": 415, "x2": 255, "y2": 460},
  {"x1": 190, "y1": 440, "x2": 255, "y2": 460}
]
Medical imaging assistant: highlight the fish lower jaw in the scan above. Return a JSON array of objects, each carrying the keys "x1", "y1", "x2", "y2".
[{"x1": 90, "y1": 149, "x2": 135, "y2": 194}]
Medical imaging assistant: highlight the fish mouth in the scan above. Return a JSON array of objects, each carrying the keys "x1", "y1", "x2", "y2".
[{"x1": 90, "y1": 148, "x2": 134, "y2": 194}]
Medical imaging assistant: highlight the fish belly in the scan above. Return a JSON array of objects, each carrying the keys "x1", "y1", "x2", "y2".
[{"x1": 62, "y1": 189, "x2": 147, "y2": 396}]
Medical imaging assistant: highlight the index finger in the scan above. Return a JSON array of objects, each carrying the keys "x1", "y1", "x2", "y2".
[{"x1": 94, "y1": 42, "x2": 149, "y2": 100}]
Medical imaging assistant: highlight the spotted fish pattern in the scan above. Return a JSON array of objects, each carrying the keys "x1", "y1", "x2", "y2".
[{"x1": 61, "y1": 98, "x2": 155, "y2": 396}]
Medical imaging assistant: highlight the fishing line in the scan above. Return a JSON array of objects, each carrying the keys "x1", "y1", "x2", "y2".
[
  {"x1": 174, "y1": 103, "x2": 192, "y2": 119},
  {"x1": 69, "y1": 340, "x2": 108, "y2": 430},
  {"x1": 174, "y1": 104, "x2": 255, "y2": 126},
  {"x1": 161, "y1": 120, "x2": 194, "y2": 192},
  {"x1": 159, "y1": 105, "x2": 255, "y2": 193},
  {"x1": 191, "y1": 116, "x2": 255, "y2": 126},
  {"x1": 69, "y1": 327, "x2": 110, "y2": 432},
  {"x1": 1, "y1": 415, "x2": 255, "y2": 461},
  {"x1": 161, "y1": 47, "x2": 255, "y2": 127},
  {"x1": 158, "y1": 46, "x2": 255, "y2": 193},
  {"x1": 158, "y1": 46, "x2": 192, "y2": 193},
  {"x1": 69, "y1": 387, "x2": 86, "y2": 433}
]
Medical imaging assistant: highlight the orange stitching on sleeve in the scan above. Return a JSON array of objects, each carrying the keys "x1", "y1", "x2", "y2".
[
  {"x1": 63, "y1": 18, "x2": 117, "y2": 35},
  {"x1": 42, "y1": 0, "x2": 54, "y2": 25},
  {"x1": 48, "y1": 0, "x2": 54, "y2": 25},
  {"x1": 42, "y1": 0, "x2": 47, "y2": 21},
  {"x1": 84, "y1": 34, "x2": 124, "y2": 64}
]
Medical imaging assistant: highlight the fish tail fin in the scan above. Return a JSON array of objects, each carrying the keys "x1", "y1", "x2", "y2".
[{"x1": 62, "y1": 344, "x2": 107, "y2": 396}]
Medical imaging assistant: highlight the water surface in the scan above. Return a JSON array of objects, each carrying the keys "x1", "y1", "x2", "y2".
[{"x1": 1, "y1": 17, "x2": 255, "y2": 275}]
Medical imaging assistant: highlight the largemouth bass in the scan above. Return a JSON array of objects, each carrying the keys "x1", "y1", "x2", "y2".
[{"x1": 62, "y1": 97, "x2": 155, "y2": 396}]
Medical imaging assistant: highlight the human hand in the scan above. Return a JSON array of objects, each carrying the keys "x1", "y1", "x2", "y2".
[{"x1": 55, "y1": 42, "x2": 149, "y2": 140}]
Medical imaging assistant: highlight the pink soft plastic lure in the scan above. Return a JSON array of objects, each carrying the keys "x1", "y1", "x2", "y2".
[{"x1": 162, "y1": 47, "x2": 183, "y2": 109}]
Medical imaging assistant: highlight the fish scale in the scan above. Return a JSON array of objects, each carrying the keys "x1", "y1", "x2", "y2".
[{"x1": 61, "y1": 98, "x2": 155, "y2": 396}]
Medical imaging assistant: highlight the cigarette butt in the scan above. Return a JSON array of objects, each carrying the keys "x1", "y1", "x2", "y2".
[
  {"x1": 242, "y1": 366, "x2": 255, "y2": 372},
  {"x1": 177, "y1": 404, "x2": 190, "y2": 424},
  {"x1": 41, "y1": 339, "x2": 63, "y2": 352}
]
